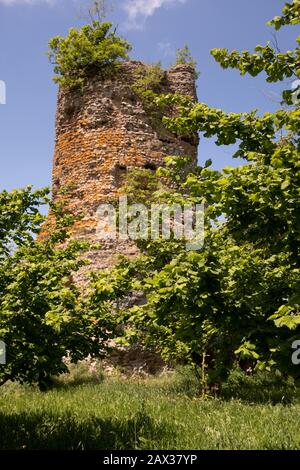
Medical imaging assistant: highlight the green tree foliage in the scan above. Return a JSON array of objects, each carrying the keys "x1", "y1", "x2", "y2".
[
  {"x1": 48, "y1": 20, "x2": 131, "y2": 88},
  {"x1": 92, "y1": 1, "x2": 300, "y2": 385},
  {"x1": 0, "y1": 187, "x2": 47, "y2": 259},
  {"x1": 176, "y1": 44, "x2": 200, "y2": 78},
  {"x1": 268, "y1": 0, "x2": 300, "y2": 29},
  {"x1": 0, "y1": 188, "x2": 112, "y2": 389}
]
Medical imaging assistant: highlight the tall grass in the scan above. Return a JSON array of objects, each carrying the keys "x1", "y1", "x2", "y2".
[{"x1": 0, "y1": 366, "x2": 299, "y2": 450}]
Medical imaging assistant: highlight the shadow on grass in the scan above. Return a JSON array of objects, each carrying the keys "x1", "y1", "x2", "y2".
[
  {"x1": 220, "y1": 369, "x2": 299, "y2": 405},
  {"x1": 0, "y1": 410, "x2": 174, "y2": 450},
  {"x1": 51, "y1": 365, "x2": 300, "y2": 404}
]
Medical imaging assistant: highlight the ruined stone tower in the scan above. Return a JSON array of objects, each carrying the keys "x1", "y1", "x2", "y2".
[{"x1": 51, "y1": 61, "x2": 198, "y2": 273}]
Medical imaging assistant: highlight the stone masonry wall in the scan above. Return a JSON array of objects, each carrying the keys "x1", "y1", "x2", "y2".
[{"x1": 51, "y1": 61, "x2": 198, "y2": 275}]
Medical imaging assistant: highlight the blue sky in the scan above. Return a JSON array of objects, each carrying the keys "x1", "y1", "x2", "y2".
[{"x1": 0, "y1": 0, "x2": 298, "y2": 191}]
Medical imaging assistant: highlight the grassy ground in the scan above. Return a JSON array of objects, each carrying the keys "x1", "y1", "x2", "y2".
[{"x1": 0, "y1": 366, "x2": 299, "y2": 450}]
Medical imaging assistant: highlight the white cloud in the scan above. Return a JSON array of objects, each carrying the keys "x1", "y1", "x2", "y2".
[{"x1": 124, "y1": 0, "x2": 187, "y2": 29}]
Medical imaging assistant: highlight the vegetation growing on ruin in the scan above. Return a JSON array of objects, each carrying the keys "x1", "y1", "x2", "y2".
[
  {"x1": 132, "y1": 63, "x2": 165, "y2": 110},
  {"x1": 48, "y1": 21, "x2": 131, "y2": 88},
  {"x1": 131, "y1": 62, "x2": 172, "y2": 136},
  {"x1": 176, "y1": 44, "x2": 200, "y2": 79}
]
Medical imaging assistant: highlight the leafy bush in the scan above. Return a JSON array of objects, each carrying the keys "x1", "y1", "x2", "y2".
[
  {"x1": 0, "y1": 187, "x2": 46, "y2": 258},
  {"x1": 221, "y1": 368, "x2": 298, "y2": 404},
  {"x1": 0, "y1": 188, "x2": 113, "y2": 390},
  {"x1": 48, "y1": 21, "x2": 131, "y2": 88}
]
